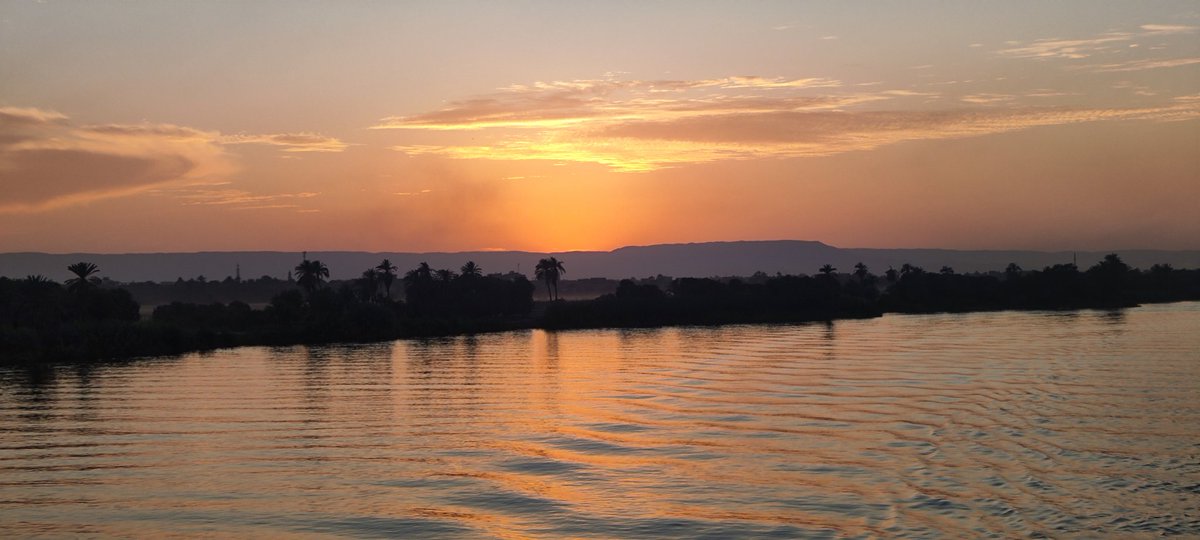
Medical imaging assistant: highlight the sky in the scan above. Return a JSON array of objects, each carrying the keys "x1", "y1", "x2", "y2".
[{"x1": 1, "y1": 1, "x2": 1198, "y2": 253}]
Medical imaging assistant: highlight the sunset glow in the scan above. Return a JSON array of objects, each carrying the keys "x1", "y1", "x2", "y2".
[{"x1": 1, "y1": 2, "x2": 1198, "y2": 253}]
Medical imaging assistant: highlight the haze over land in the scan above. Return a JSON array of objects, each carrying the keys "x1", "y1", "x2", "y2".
[{"x1": 2, "y1": 1, "x2": 1198, "y2": 256}]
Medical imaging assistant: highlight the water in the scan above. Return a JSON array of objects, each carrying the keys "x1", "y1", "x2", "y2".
[{"x1": 2, "y1": 303, "x2": 1199, "y2": 538}]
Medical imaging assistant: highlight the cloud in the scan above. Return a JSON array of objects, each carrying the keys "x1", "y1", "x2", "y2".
[
  {"x1": 371, "y1": 76, "x2": 845, "y2": 131},
  {"x1": 392, "y1": 104, "x2": 1200, "y2": 172},
  {"x1": 997, "y1": 23, "x2": 1197, "y2": 60},
  {"x1": 0, "y1": 108, "x2": 233, "y2": 213},
  {"x1": 171, "y1": 188, "x2": 320, "y2": 207},
  {"x1": 378, "y1": 74, "x2": 1200, "y2": 172},
  {"x1": 997, "y1": 32, "x2": 1132, "y2": 59},
  {"x1": 1079, "y1": 57, "x2": 1200, "y2": 72},
  {"x1": 222, "y1": 132, "x2": 350, "y2": 152},
  {"x1": 1140, "y1": 24, "x2": 1197, "y2": 35},
  {"x1": 0, "y1": 106, "x2": 346, "y2": 212},
  {"x1": 961, "y1": 93, "x2": 1016, "y2": 105},
  {"x1": 0, "y1": 106, "x2": 69, "y2": 126}
]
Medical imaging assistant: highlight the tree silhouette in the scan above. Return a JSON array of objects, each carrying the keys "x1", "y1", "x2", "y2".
[
  {"x1": 358, "y1": 268, "x2": 380, "y2": 301},
  {"x1": 885, "y1": 266, "x2": 898, "y2": 283},
  {"x1": 939, "y1": 266, "x2": 955, "y2": 275},
  {"x1": 1005, "y1": 263, "x2": 1023, "y2": 279},
  {"x1": 376, "y1": 259, "x2": 397, "y2": 300},
  {"x1": 460, "y1": 261, "x2": 482, "y2": 278},
  {"x1": 853, "y1": 262, "x2": 869, "y2": 281},
  {"x1": 435, "y1": 269, "x2": 456, "y2": 282},
  {"x1": 818, "y1": 264, "x2": 837, "y2": 275},
  {"x1": 534, "y1": 257, "x2": 566, "y2": 301},
  {"x1": 405, "y1": 262, "x2": 433, "y2": 284},
  {"x1": 66, "y1": 262, "x2": 101, "y2": 292},
  {"x1": 294, "y1": 259, "x2": 329, "y2": 295}
]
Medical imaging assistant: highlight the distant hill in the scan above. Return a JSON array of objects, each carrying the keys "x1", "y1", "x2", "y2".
[{"x1": 4, "y1": 241, "x2": 1199, "y2": 283}]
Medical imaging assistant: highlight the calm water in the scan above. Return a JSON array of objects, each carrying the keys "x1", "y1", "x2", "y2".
[{"x1": 2, "y1": 303, "x2": 1199, "y2": 538}]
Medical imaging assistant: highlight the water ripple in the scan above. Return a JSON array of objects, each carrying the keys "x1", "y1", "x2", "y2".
[{"x1": 2, "y1": 302, "x2": 1199, "y2": 537}]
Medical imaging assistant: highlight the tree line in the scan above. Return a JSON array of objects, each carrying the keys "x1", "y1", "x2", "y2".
[{"x1": 2, "y1": 253, "x2": 1198, "y2": 363}]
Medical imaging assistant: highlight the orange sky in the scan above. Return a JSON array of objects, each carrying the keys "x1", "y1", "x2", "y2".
[{"x1": 1, "y1": 2, "x2": 1198, "y2": 253}]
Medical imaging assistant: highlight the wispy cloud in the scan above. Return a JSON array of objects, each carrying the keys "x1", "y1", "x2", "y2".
[
  {"x1": 961, "y1": 93, "x2": 1017, "y2": 105},
  {"x1": 221, "y1": 132, "x2": 349, "y2": 152},
  {"x1": 0, "y1": 105, "x2": 345, "y2": 212},
  {"x1": 1140, "y1": 24, "x2": 1197, "y2": 35},
  {"x1": 997, "y1": 23, "x2": 1196, "y2": 60},
  {"x1": 392, "y1": 105, "x2": 1200, "y2": 172},
  {"x1": 151, "y1": 186, "x2": 321, "y2": 212},
  {"x1": 997, "y1": 32, "x2": 1133, "y2": 59},
  {"x1": 378, "y1": 75, "x2": 1200, "y2": 172},
  {"x1": 0, "y1": 107, "x2": 233, "y2": 213},
  {"x1": 1080, "y1": 57, "x2": 1200, "y2": 72},
  {"x1": 0, "y1": 106, "x2": 69, "y2": 126},
  {"x1": 393, "y1": 189, "x2": 433, "y2": 196},
  {"x1": 371, "y1": 77, "x2": 846, "y2": 131},
  {"x1": 175, "y1": 188, "x2": 320, "y2": 207}
]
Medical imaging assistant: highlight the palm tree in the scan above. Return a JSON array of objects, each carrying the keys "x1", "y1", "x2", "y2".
[
  {"x1": 376, "y1": 259, "x2": 397, "y2": 299},
  {"x1": 294, "y1": 259, "x2": 329, "y2": 295},
  {"x1": 885, "y1": 266, "x2": 898, "y2": 283},
  {"x1": 534, "y1": 257, "x2": 565, "y2": 301},
  {"x1": 853, "y1": 262, "x2": 869, "y2": 281},
  {"x1": 460, "y1": 261, "x2": 482, "y2": 278},
  {"x1": 435, "y1": 269, "x2": 457, "y2": 282},
  {"x1": 66, "y1": 262, "x2": 100, "y2": 292},
  {"x1": 358, "y1": 268, "x2": 380, "y2": 301},
  {"x1": 405, "y1": 260, "x2": 434, "y2": 283},
  {"x1": 818, "y1": 264, "x2": 837, "y2": 276}
]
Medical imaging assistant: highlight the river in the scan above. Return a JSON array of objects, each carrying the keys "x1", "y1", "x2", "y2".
[{"x1": 2, "y1": 302, "x2": 1198, "y2": 538}]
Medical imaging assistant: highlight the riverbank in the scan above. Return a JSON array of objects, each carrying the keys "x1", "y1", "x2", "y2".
[
  {"x1": 11, "y1": 297, "x2": 1200, "y2": 366},
  {"x1": 4, "y1": 254, "x2": 1198, "y2": 364}
]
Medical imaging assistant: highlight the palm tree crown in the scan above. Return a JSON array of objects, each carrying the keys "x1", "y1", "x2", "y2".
[
  {"x1": 460, "y1": 261, "x2": 482, "y2": 277},
  {"x1": 853, "y1": 262, "x2": 869, "y2": 280},
  {"x1": 405, "y1": 262, "x2": 433, "y2": 284},
  {"x1": 376, "y1": 259, "x2": 397, "y2": 299},
  {"x1": 534, "y1": 257, "x2": 566, "y2": 301},
  {"x1": 66, "y1": 262, "x2": 100, "y2": 292},
  {"x1": 295, "y1": 259, "x2": 330, "y2": 294}
]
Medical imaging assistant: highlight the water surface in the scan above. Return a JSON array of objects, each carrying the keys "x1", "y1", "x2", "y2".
[{"x1": 3, "y1": 303, "x2": 1199, "y2": 538}]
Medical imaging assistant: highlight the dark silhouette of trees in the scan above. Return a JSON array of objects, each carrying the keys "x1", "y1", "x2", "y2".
[
  {"x1": 461, "y1": 261, "x2": 482, "y2": 278},
  {"x1": 5, "y1": 251, "x2": 1200, "y2": 364},
  {"x1": 376, "y1": 259, "x2": 397, "y2": 300},
  {"x1": 66, "y1": 262, "x2": 101, "y2": 292},
  {"x1": 357, "y1": 269, "x2": 380, "y2": 302},
  {"x1": 405, "y1": 262, "x2": 433, "y2": 284},
  {"x1": 853, "y1": 262, "x2": 869, "y2": 281},
  {"x1": 885, "y1": 267, "x2": 898, "y2": 283},
  {"x1": 535, "y1": 257, "x2": 566, "y2": 301},
  {"x1": 819, "y1": 264, "x2": 837, "y2": 275},
  {"x1": 402, "y1": 262, "x2": 533, "y2": 319},
  {"x1": 294, "y1": 259, "x2": 329, "y2": 295}
]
